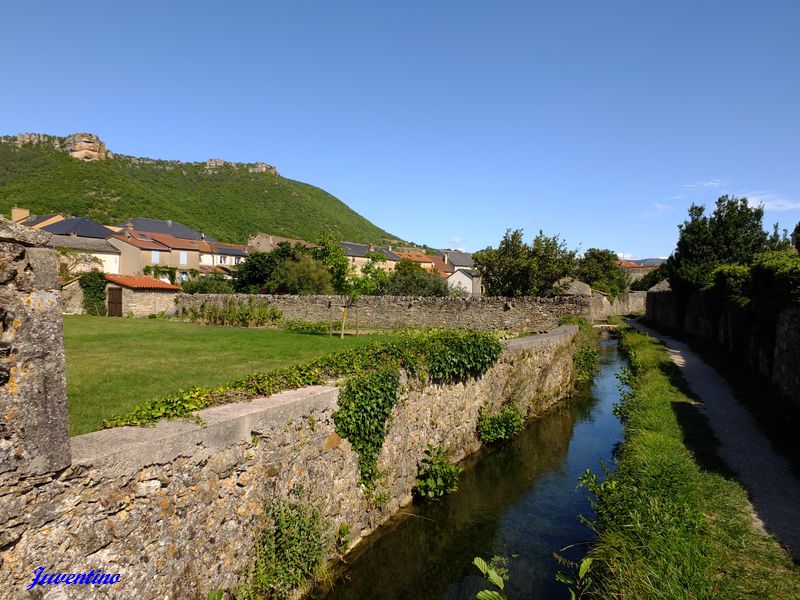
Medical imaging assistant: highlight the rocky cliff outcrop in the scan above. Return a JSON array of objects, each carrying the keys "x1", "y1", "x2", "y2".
[
  {"x1": 0, "y1": 132, "x2": 109, "y2": 161},
  {"x1": 1, "y1": 133, "x2": 277, "y2": 172}
]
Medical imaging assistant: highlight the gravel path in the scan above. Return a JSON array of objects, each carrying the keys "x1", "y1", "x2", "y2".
[{"x1": 629, "y1": 319, "x2": 800, "y2": 562}]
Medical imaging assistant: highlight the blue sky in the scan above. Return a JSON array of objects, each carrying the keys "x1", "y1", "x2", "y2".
[{"x1": 2, "y1": 1, "x2": 799, "y2": 257}]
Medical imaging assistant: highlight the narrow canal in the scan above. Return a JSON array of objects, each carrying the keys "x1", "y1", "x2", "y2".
[{"x1": 314, "y1": 334, "x2": 625, "y2": 600}]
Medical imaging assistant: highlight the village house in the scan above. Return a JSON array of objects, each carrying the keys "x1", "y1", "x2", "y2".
[
  {"x1": 395, "y1": 251, "x2": 437, "y2": 271},
  {"x1": 440, "y1": 250, "x2": 482, "y2": 296},
  {"x1": 247, "y1": 232, "x2": 312, "y2": 253},
  {"x1": 200, "y1": 241, "x2": 248, "y2": 275},
  {"x1": 340, "y1": 242, "x2": 400, "y2": 273},
  {"x1": 39, "y1": 216, "x2": 120, "y2": 275},
  {"x1": 108, "y1": 226, "x2": 211, "y2": 282}
]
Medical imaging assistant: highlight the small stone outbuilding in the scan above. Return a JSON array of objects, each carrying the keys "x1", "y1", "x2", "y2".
[{"x1": 104, "y1": 274, "x2": 179, "y2": 317}]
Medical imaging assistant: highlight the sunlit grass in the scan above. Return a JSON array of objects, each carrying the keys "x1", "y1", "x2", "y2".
[{"x1": 64, "y1": 315, "x2": 393, "y2": 436}]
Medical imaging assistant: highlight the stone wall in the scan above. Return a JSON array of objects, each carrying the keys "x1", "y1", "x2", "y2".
[
  {"x1": 116, "y1": 286, "x2": 178, "y2": 317},
  {"x1": 646, "y1": 289, "x2": 800, "y2": 404},
  {"x1": 0, "y1": 219, "x2": 70, "y2": 537},
  {"x1": 589, "y1": 291, "x2": 646, "y2": 321},
  {"x1": 177, "y1": 293, "x2": 592, "y2": 331},
  {"x1": 0, "y1": 298, "x2": 578, "y2": 598}
]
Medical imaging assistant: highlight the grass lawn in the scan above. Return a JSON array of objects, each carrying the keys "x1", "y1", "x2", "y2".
[{"x1": 64, "y1": 315, "x2": 393, "y2": 436}]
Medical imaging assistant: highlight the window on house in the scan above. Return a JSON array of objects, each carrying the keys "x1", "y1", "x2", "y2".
[
  {"x1": 235, "y1": 256, "x2": 243, "y2": 264},
  {"x1": 219, "y1": 255, "x2": 226, "y2": 264},
  {"x1": 151, "y1": 250, "x2": 160, "y2": 264},
  {"x1": 179, "y1": 251, "x2": 188, "y2": 265},
  {"x1": 180, "y1": 271, "x2": 189, "y2": 282}
]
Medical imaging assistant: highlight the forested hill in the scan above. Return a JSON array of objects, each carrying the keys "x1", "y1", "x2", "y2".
[{"x1": 0, "y1": 135, "x2": 396, "y2": 244}]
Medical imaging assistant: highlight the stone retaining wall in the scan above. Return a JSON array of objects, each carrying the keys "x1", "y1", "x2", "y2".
[{"x1": 0, "y1": 325, "x2": 578, "y2": 599}]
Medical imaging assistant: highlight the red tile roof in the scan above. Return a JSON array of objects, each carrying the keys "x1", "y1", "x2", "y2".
[
  {"x1": 396, "y1": 251, "x2": 433, "y2": 262},
  {"x1": 147, "y1": 232, "x2": 212, "y2": 252},
  {"x1": 110, "y1": 232, "x2": 171, "y2": 251},
  {"x1": 104, "y1": 274, "x2": 180, "y2": 290},
  {"x1": 430, "y1": 255, "x2": 454, "y2": 274}
]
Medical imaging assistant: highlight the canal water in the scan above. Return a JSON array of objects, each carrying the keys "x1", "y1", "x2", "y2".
[{"x1": 314, "y1": 335, "x2": 625, "y2": 600}]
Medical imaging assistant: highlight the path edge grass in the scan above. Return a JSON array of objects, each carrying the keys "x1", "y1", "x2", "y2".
[{"x1": 580, "y1": 317, "x2": 800, "y2": 599}]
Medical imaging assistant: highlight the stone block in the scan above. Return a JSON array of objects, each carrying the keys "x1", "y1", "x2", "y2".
[
  {"x1": 24, "y1": 247, "x2": 61, "y2": 291},
  {"x1": 0, "y1": 217, "x2": 51, "y2": 246}
]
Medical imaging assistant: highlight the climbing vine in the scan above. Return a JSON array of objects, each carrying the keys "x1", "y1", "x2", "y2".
[{"x1": 78, "y1": 271, "x2": 107, "y2": 316}]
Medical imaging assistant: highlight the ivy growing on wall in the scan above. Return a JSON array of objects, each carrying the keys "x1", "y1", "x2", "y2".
[{"x1": 78, "y1": 271, "x2": 107, "y2": 316}]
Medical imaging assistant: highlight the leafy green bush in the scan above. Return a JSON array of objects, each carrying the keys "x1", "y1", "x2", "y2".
[
  {"x1": 749, "y1": 250, "x2": 800, "y2": 309},
  {"x1": 236, "y1": 498, "x2": 333, "y2": 600},
  {"x1": 705, "y1": 263, "x2": 751, "y2": 308},
  {"x1": 573, "y1": 345, "x2": 599, "y2": 382},
  {"x1": 79, "y1": 271, "x2": 107, "y2": 316},
  {"x1": 181, "y1": 273, "x2": 233, "y2": 294},
  {"x1": 415, "y1": 444, "x2": 463, "y2": 499},
  {"x1": 477, "y1": 404, "x2": 525, "y2": 444},
  {"x1": 183, "y1": 298, "x2": 282, "y2": 327}
]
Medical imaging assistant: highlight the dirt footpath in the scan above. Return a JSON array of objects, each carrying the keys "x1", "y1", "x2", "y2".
[{"x1": 629, "y1": 319, "x2": 800, "y2": 562}]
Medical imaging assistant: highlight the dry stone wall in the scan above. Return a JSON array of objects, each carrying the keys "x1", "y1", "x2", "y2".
[{"x1": 177, "y1": 293, "x2": 591, "y2": 331}]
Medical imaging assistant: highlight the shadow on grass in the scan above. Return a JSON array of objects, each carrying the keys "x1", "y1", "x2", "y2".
[{"x1": 641, "y1": 318, "x2": 800, "y2": 478}]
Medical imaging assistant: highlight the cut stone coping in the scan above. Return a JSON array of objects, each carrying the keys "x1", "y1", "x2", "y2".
[
  {"x1": 71, "y1": 385, "x2": 339, "y2": 474},
  {"x1": 504, "y1": 324, "x2": 577, "y2": 351},
  {"x1": 70, "y1": 325, "x2": 577, "y2": 475}
]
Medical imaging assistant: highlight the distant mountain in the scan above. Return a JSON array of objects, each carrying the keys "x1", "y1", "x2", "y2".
[
  {"x1": 633, "y1": 258, "x2": 667, "y2": 266},
  {"x1": 0, "y1": 133, "x2": 397, "y2": 245}
]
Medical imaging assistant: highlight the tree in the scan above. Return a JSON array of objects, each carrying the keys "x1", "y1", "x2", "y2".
[
  {"x1": 232, "y1": 242, "x2": 307, "y2": 292},
  {"x1": 473, "y1": 229, "x2": 576, "y2": 297},
  {"x1": 382, "y1": 259, "x2": 451, "y2": 296},
  {"x1": 576, "y1": 248, "x2": 631, "y2": 300},
  {"x1": 792, "y1": 221, "x2": 800, "y2": 250},
  {"x1": 56, "y1": 247, "x2": 102, "y2": 280},
  {"x1": 312, "y1": 232, "x2": 350, "y2": 293},
  {"x1": 270, "y1": 254, "x2": 333, "y2": 295},
  {"x1": 666, "y1": 195, "x2": 775, "y2": 293}
]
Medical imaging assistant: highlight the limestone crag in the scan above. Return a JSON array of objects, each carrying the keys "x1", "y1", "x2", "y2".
[{"x1": 65, "y1": 132, "x2": 109, "y2": 161}]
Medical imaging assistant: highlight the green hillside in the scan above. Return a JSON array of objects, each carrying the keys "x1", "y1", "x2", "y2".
[{"x1": 0, "y1": 137, "x2": 396, "y2": 244}]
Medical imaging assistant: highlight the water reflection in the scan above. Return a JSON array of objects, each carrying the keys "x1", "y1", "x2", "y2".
[{"x1": 315, "y1": 338, "x2": 624, "y2": 600}]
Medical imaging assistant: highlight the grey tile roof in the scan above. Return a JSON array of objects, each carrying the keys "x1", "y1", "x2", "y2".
[
  {"x1": 42, "y1": 217, "x2": 113, "y2": 239},
  {"x1": 444, "y1": 250, "x2": 474, "y2": 268},
  {"x1": 118, "y1": 217, "x2": 217, "y2": 242},
  {"x1": 340, "y1": 242, "x2": 401, "y2": 262},
  {"x1": 48, "y1": 235, "x2": 120, "y2": 254}
]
